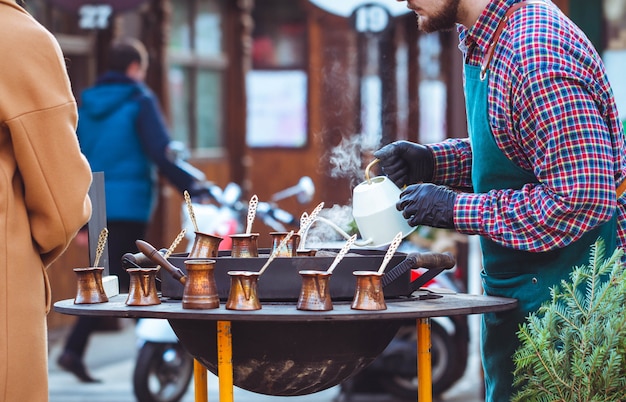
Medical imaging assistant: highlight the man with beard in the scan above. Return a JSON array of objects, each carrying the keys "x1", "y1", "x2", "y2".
[{"x1": 374, "y1": 0, "x2": 626, "y2": 400}]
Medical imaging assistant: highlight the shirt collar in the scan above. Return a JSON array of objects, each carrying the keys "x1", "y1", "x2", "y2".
[{"x1": 460, "y1": 0, "x2": 518, "y2": 56}]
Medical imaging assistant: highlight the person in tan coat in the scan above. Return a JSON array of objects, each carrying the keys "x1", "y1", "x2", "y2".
[{"x1": 0, "y1": 1, "x2": 93, "y2": 401}]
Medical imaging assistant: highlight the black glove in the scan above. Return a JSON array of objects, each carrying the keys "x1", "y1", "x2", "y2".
[
  {"x1": 397, "y1": 183, "x2": 456, "y2": 229},
  {"x1": 373, "y1": 141, "x2": 434, "y2": 188}
]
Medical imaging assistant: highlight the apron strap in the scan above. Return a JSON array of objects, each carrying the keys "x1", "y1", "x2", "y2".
[
  {"x1": 480, "y1": 0, "x2": 546, "y2": 80},
  {"x1": 617, "y1": 179, "x2": 626, "y2": 198}
]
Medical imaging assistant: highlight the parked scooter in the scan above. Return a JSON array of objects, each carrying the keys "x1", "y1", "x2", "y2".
[{"x1": 128, "y1": 178, "x2": 315, "y2": 402}]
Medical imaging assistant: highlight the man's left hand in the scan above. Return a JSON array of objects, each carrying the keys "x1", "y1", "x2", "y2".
[{"x1": 397, "y1": 183, "x2": 456, "y2": 229}]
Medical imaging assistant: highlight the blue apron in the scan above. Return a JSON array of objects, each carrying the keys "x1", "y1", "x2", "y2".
[{"x1": 464, "y1": 62, "x2": 617, "y2": 400}]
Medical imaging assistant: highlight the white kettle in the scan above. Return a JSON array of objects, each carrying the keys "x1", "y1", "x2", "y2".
[{"x1": 352, "y1": 159, "x2": 415, "y2": 247}]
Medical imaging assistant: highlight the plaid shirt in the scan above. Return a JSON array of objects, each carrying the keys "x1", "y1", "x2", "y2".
[{"x1": 428, "y1": 0, "x2": 626, "y2": 252}]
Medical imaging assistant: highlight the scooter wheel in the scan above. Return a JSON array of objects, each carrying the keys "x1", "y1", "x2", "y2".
[{"x1": 133, "y1": 341, "x2": 194, "y2": 402}]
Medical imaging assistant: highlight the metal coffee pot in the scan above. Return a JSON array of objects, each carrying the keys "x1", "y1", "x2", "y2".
[
  {"x1": 73, "y1": 267, "x2": 109, "y2": 304},
  {"x1": 351, "y1": 271, "x2": 387, "y2": 311},
  {"x1": 296, "y1": 270, "x2": 333, "y2": 311},
  {"x1": 135, "y1": 239, "x2": 219, "y2": 309},
  {"x1": 229, "y1": 233, "x2": 259, "y2": 258},
  {"x1": 352, "y1": 159, "x2": 416, "y2": 247},
  {"x1": 188, "y1": 231, "x2": 223, "y2": 258},
  {"x1": 182, "y1": 259, "x2": 219, "y2": 309},
  {"x1": 126, "y1": 268, "x2": 161, "y2": 306},
  {"x1": 270, "y1": 231, "x2": 300, "y2": 257},
  {"x1": 225, "y1": 271, "x2": 261, "y2": 310}
]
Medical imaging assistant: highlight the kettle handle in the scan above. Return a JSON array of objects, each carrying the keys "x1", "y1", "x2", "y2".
[{"x1": 365, "y1": 158, "x2": 380, "y2": 184}]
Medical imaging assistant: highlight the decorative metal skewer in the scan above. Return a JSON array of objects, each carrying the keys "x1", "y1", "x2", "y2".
[
  {"x1": 298, "y1": 212, "x2": 308, "y2": 235},
  {"x1": 377, "y1": 232, "x2": 403, "y2": 275},
  {"x1": 245, "y1": 194, "x2": 258, "y2": 235},
  {"x1": 93, "y1": 228, "x2": 109, "y2": 267},
  {"x1": 297, "y1": 202, "x2": 325, "y2": 249},
  {"x1": 326, "y1": 234, "x2": 357, "y2": 275},
  {"x1": 164, "y1": 229, "x2": 187, "y2": 259},
  {"x1": 184, "y1": 190, "x2": 199, "y2": 232},
  {"x1": 156, "y1": 228, "x2": 187, "y2": 271},
  {"x1": 304, "y1": 202, "x2": 324, "y2": 230},
  {"x1": 258, "y1": 230, "x2": 294, "y2": 276}
]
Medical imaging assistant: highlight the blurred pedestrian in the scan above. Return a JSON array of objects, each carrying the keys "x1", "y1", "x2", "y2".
[
  {"x1": 57, "y1": 37, "x2": 208, "y2": 382},
  {"x1": 378, "y1": 0, "x2": 626, "y2": 400},
  {"x1": 0, "y1": 0, "x2": 93, "y2": 400}
]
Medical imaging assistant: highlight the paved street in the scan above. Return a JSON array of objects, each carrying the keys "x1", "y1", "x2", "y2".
[{"x1": 48, "y1": 314, "x2": 484, "y2": 402}]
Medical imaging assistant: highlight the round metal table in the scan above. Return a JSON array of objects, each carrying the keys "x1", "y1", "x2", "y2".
[{"x1": 54, "y1": 292, "x2": 517, "y2": 402}]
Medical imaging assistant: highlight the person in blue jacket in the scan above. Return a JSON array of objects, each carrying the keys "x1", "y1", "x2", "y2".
[{"x1": 57, "y1": 37, "x2": 206, "y2": 382}]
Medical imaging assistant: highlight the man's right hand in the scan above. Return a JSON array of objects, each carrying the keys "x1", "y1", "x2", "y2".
[{"x1": 373, "y1": 141, "x2": 434, "y2": 188}]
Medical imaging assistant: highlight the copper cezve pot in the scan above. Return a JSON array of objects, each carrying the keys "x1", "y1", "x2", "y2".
[
  {"x1": 125, "y1": 267, "x2": 161, "y2": 306},
  {"x1": 73, "y1": 267, "x2": 109, "y2": 304},
  {"x1": 225, "y1": 271, "x2": 261, "y2": 310},
  {"x1": 135, "y1": 240, "x2": 219, "y2": 309}
]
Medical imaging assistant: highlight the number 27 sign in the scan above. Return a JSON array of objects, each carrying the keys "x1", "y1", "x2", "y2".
[
  {"x1": 79, "y1": 4, "x2": 112, "y2": 29},
  {"x1": 46, "y1": 0, "x2": 146, "y2": 30}
]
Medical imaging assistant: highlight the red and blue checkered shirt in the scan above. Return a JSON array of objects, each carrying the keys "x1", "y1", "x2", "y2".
[{"x1": 428, "y1": 0, "x2": 626, "y2": 252}]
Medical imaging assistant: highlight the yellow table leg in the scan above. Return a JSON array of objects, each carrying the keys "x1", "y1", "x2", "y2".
[
  {"x1": 217, "y1": 320, "x2": 234, "y2": 402},
  {"x1": 193, "y1": 359, "x2": 208, "y2": 402},
  {"x1": 417, "y1": 318, "x2": 432, "y2": 402}
]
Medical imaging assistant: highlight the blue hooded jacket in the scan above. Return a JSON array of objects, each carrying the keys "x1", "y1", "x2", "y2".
[{"x1": 77, "y1": 72, "x2": 195, "y2": 222}]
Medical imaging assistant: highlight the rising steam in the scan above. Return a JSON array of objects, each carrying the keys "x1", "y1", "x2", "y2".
[
  {"x1": 327, "y1": 135, "x2": 379, "y2": 188},
  {"x1": 302, "y1": 204, "x2": 358, "y2": 247}
]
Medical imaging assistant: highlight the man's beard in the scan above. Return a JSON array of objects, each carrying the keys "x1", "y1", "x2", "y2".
[{"x1": 417, "y1": 0, "x2": 461, "y2": 33}]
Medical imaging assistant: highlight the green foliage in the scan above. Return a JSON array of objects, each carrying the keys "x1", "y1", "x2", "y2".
[{"x1": 512, "y1": 240, "x2": 626, "y2": 402}]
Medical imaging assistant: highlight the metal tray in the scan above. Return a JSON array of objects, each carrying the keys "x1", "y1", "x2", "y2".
[{"x1": 161, "y1": 249, "x2": 410, "y2": 301}]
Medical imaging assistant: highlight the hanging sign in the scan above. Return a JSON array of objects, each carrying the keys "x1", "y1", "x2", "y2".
[
  {"x1": 46, "y1": 0, "x2": 145, "y2": 12},
  {"x1": 46, "y1": 0, "x2": 146, "y2": 29},
  {"x1": 352, "y1": 4, "x2": 390, "y2": 33},
  {"x1": 308, "y1": 0, "x2": 410, "y2": 18},
  {"x1": 78, "y1": 4, "x2": 112, "y2": 29}
]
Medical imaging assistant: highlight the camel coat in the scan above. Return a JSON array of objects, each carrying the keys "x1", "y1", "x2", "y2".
[{"x1": 0, "y1": 1, "x2": 92, "y2": 401}]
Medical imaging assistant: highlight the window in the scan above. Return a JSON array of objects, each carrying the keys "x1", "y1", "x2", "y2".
[
  {"x1": 603, "y1": 0, "x2": 626, "y2": 120},
  {"x1": 168, "y1": 0, "x2": 227, "y2": 150},
  {"x1": 246, "y1": 0, "x2": 308, "y2": 148}
]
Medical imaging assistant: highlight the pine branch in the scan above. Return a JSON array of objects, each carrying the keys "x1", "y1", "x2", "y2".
[{"x1": 512, "y1": 240, "x2": 626, "y2": 402}]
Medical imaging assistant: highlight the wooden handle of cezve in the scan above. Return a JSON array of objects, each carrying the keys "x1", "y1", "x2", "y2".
[
  {"x1": 135, "y1": 239, "x2": 187, "y2": 284},
  {"x1": 408, "y1": 252, "x2": 456, "y2": 270}
]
